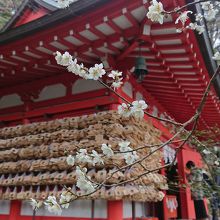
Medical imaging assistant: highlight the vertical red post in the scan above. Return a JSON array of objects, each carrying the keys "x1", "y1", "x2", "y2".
[
  {"x1": 177, "y1": 149, "x2": 196, "y2": 219},
  {"x1": 161, "y1": 165, "x2": 168, "y2": 220},
  {"x1": 9, "y1": 200, "x2": 21, "y2": 220},
  {"x1": 107, "y1": 201, "x2": 123, "y2": 220}
]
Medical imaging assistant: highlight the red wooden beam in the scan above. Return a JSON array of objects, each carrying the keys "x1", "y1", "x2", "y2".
[
  {"x1": 117, "y1": 40, "x2": 139, "y2": 61},
  {"x1": 144, "y1": 81, "x2": 177, "y2": 87},
  {"x1": 9, "y1": 200, "x2": 21, "y2": 220},
  {"x1": 146, "y1": 89, "x2": 183, "y2": 95},
  {"x1": 152, "y1": 33, "x2": 185, "y2": 42},
  {"x1": 0, "y1": 95, "x2": 117, "y2": 121},
  {"x1": 0, "y1": 73, "x2": 76, "y2": 96},
  {"x1": 145, "y1": 84, "x2": 180, "y2": 90},
  {"x1": 107, "y1": 201, "x2": 123, "y2": 220}
]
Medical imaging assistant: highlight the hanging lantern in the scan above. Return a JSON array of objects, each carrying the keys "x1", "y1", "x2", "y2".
[{"x1": 134, "y1": 56, "x2": 148, "y2": 83}]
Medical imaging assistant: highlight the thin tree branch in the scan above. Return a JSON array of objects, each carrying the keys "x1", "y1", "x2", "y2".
[
  {"x1": 98, "y1": 79, "x2": 182, "y2": 126},
  {"x1": 166, "y1": 0, "x2": 220, "y2": 14}
]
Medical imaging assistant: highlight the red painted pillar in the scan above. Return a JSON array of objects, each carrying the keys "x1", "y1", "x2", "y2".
[
  {"x1": 9, "y1": 200, "x2": 21, "y2": 220},
  {"x1": 160, "y1": 165, "x2": 168, "y2": 220},
  {"x1": 177, "y1": 149, "x2": 196, "y2": 219},
  {"x1": 107, "y1": 201, "x2": 123, "y2": 220}
]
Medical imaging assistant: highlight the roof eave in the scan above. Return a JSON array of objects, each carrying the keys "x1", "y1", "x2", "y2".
[{"x1": 0, "y1": 0, "x2": 109, "y2": 45}]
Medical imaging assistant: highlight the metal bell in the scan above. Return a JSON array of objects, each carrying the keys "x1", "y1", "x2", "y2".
[{"x1": 134, "y1": 56, "x2": 148, "y2": 82}]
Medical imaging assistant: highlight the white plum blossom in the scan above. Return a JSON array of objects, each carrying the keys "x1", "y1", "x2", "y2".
[
  {"x1": 88, "y1": 63, "x2": 106, "y2": 80},
  {"x1": 112, "y1": 77, "x2": 123, "y2": 89},
  {"x1": 57, "y1": 0, "x2": 70, "y2": 8},
  {"x1": 67, "y1": 61, "x2": 90, "y2": 79},
  {"x1": 75, "y1": 166, "x2": 95, "y2": 193},
  {"x1": 118, "y1": 142, "x2": 139, "y2": 165},
  {"x1": 118, "y1": 100, "x2": 148, "y2": 119},
  {"x1": 76, "y1": 149, "x2": 92, "y2": 164},
  {"x1": 118, "y1": 103, "x2": 132, "y2": 117},
  {"x1": 55, "y1": 51, "x2": 63, "y2": 65},
  {"x1": 59, "y1": 190, "x2": 73, "y2": 209},
  {"x1": 119, "y1": 141, "x2": 132, "y2": 152},
  {"x1": 124, "y1": 151, "x2": 139, "y2": 165},
  {"x1": 57, "y1": 0, "x2": 76, "y2": 8},
  {"x1": 91, "y1": 150, "x2": 104, "y2": 165},
  {"x1": 204, "y1": 8, "x2": 218, "y2": 21},
  {"x1": 202, "y1": 149, "x2": 211, "y2": 155},
  {"x1": 30, "y1": 198, "x2": 43, "y2": 210},
  {"x1": 158, "y1": 191, "x2": 165, "y2": 200},
  {"x1": 44, "y1": 196, "x2": 62, "y2": 215},
  {"x1": 194, "y1": 24, "x2": 205, "y2": 34},
  {"x1": 61, "y1": 190, "x2": 73, "y2": 202},
  {"x1": 195, "y1": 13, "x2": 203, "y2": 22},
  {"x1": 176, "y1": 16, "x2": 205, "y2": 34},
  {"x1": 201, "y1": 2, "x2": 217, "y2": 21},
  {"x1": 212, "y1": 52, "x2": 220, "y2": 61},
  {"x1": 214, "y1": 160, "x2": 219, "y2": 166},
  {"x1": 66, "y1": 155, "x2": 75, "y2": 166},
  {"x1": 108, "y1": 70, "x2": 122, "y2": 79},
  {"x1": 132, "y1": 109, "x2": 145, "y2": 119},
  {"x1": 186, "y1": 23, "x2": 204, "y2": 34},
  {"x1": 67, "y1": 59, "x2": 78, "y2": 73},
  {"x1": 78, "y1": 64, "x2": 90, "y2": 79},
  {"x1": 175, "y1": 11, "x2": 192, "y2": 26},
  {"x1": 176, "y1": 28, "x2": 183, "y2": 33},
  {"x1": 54, "y1": 51, "x2": 90, "y2": 79},
  {"x1": 75, "y1": 166, "x2": 87, "y2": 178},
  {"x1": 108, "y1": 70, "x2": 123, "y2": 89},
  {"x1": 146, "y1": 0, "x2": 164, "y2": 24},
  {"x1": 131, "y1": 100, "x2": 148, "y2": 111},
  {"x1": 213, "y1": 38, "x2": 220, "y2": 49},
  {"x1": 201, "y1": 2, "x2": 214, "y2": 11},
  {"x1": 101, "y1": 143, "x2": 114, "y2": 157},
  {"x1": 76, "y1": 176, "x2": 95, "y2": 193},
  {"x1": 131, "y1": 100, "x2": 148, "y2": 119},
  {"x1": 55, "y1": 51, "x2": 73, "y2": 66},
  {"x1": 59, "y1": 196, "x2": 70, "y2": 209}
]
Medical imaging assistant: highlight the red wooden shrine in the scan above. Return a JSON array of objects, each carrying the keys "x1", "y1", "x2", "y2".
[{"x1": 0, "y1": 0, "x2": 219, "y2": 219}]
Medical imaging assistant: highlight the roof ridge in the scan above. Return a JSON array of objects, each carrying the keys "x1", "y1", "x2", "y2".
[{"x1": 0, "y1": 0, "x2": 58, "y2": 33}]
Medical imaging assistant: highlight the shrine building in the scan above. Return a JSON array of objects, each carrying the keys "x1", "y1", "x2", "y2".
[{"x1": 0, "y1": 0, "x2": 219, "y2": 219}]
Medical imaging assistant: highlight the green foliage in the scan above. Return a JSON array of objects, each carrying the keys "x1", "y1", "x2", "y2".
[
  {"x1": 188, "y1": 129, "x2": 220, "y2": 206},
  {"x1": 0, "y1": 0, "x2": 23, "y2": 30}
]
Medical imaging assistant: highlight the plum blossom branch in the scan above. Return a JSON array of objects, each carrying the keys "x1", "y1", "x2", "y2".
[
  {"x1": 97, "y1": 78, "x2": 182, "y2": 126},
  {"x1": 166, "y1": 0, "x2": 220, "y2": 14}
]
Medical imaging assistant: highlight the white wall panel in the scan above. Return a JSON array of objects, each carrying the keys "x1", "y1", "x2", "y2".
[
  {"x1": 122, "y1": 82, "x2": 133, "y2": 98},
  {"x1": 0, "y1": 200, "x2": 10, "y2": 214},
  {"x1": 123, "y1": 201, "x2": 132, "y2": 218},
  {"x1": 72, "y1": 79, "x2": 104, "y2": 94},
  {"x1": 94, "y1": 200, "x2": 107, "y2": 218},
  {"x1": 0, "y1": 94, "x2": 23, "y2": 108},
  {"x1": 21, "y1": 200, "x2": 107, "y2": 218},
  {"x1": 135, "y1": 202, "x2": 144, "y2": 217},
  {"x1": 35, "y1": 83, "x2": 66, "y2": 101},
  {"x1": 135, "y1": 92, "x2": 144, "y2": 101}
]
